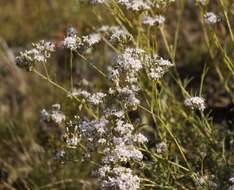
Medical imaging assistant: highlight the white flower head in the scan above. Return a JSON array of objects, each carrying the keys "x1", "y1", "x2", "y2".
[
  {"x1": 88, "y1": 92, "x2": 106, "y2": 105},
  {"x1": 83, "y1": 33, "x2": 102, "y2": 46},
  {"x1": 134, "y1": 133, "x2": 148, "y2": 144},
  {"x1": 204, "y1": 12, "x2": 220, "y2": 24},
  {"x1": 65, "y1": 135, "x2": 79, "y2": 148},
  {"x1": 142, "y1": 15, "x2": 165, "y2": 26},
  {"x1": 104, "y1": 143, "x2": 143, "y2": 163},
  {"x1": 100, "y1": 166, "x2": 140, "y2": 190},
  {"x1": 115, "y1": 120, "x2": 134, "y2": 135},
  {"x1": 40, "y1": 104, "x2": 66, "y2": 124},
  {"x1": 117, "y1": 48, "x2": 144, "y2": 72},
  {"x1": 156, "y1": 142, "x2": 168, "y2": 154},
  {"x1": 16, "y1": 40, "x2": 55, "y2": 71},
  {"x1": 51, "y1": 111, "x2": 66, "y2": 124},
  {"x1": 229, "y1": 177, "x2": 234, "y2": 184},
  {"x1": 146, "y1": 56, "x2": 173, "y2": 80},
  {"x1": 184, "y1": 96, "x2": 206, "y2": 111},
  {"x1": 109, "y1": 26, "x2": 131, "y2": 42},
  {"x1": 118, "y1": 0, "x2": 152, "y2": 11},
  {"x1": 63, "y1": 35, "x2": 82, "y2": 50}
]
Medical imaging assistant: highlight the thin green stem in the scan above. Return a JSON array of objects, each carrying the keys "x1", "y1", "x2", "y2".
[
  {"x1": 138, "y1": 104, "x2": 192, "y2": 171},
  {"x1": 33, "y1": 69, "x2": 69, "y2": 94},
  {"x1": 76, "y1": 51, "x2": 107, "y2": 78},
  {"x1": 173, "y1": 0, "x2": 185, "y2": 62},
  {"x1": 32, "y1": 69, "x2": 98, "y2": 119},
  {"x1": 102, "y1": 36, "x2": 120, "y2": 54},
  {"x1": 42, "y1": 62, "x2": 50, "y2": 79},
  {"x1": 70, "y1": 50, "x2": 73, "y2": 90},
  {"x1": 219, "y1": 0, "x2": 234, "y2": 41},
  {"x1": 160, "y1": 26, "x2": 173, "y2": 61}
]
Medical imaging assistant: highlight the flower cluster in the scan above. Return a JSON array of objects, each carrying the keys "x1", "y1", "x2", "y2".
[
  {"x1": 69, "y1": 89, "x2": 106, "y2": 105},
  {"x1": 229, "y1": 178, "x2": 234, "y2": 190},
  {"x1": 63, "y1": 122, "x2": 80, "y2": 148},
  {"x1": 82, "y1": 33, "x2": 102, "y2": 46},
  {"x1": 229, "y1": 177, "x2": 234, "y2": 184},
  {"x1": 204, "y1": 12, "x2": 220, "y2": 25},
  {"x1": 63, "y1": 25, "x2": 131, "y2": 52},
  {"x1": 40, "y1": 104, "x2": 66, "y2": 124},
  {"x1": 72, "y1": 108, "x2": 147, "y2": 189},
  {"x1": 108, "y1": 48, "x2": 173, "y2": 109},
  {"x1": 145, "y1": 55, "x2": 174, "y2": 80},
  {"x1": 118, "y1": 0, "x2": 152, "y2": 11},
  {"x1": 194, "y1": 174, "x2": 218, "y2": 189},
  {"x1": 78, "y1": 117, "x2": 109, "y2": 150},
  {"x1": 16, "y1": 40, "x2": 55, "y2": 71},
  {"x1": 156, "y1": 141, "x2": 168, "y2": 154},
  {"x1": 184, "y1": 96, "x2": 206, "y2": 111},
  {"x1": 14, "y1": 0, "x2": 224, "y2": 188},
  {"x1": 98, "y1": 25, "x2": 131, "y2": 42},
  {"x1": 90, "y1": 0, "x2": 175, "y2": 10},
  {"x1": 63, "y1": 35, "x2": 82, "y2": 50},
  {"x1": 98, "y1": 166, "x2": 140, "y2": 190},
  {"x1": 63, "y1": 27, "x2": 103, "y2": 51},
  {"x1": 142, "y1": 15, "x2": 166, "y2": 26}
]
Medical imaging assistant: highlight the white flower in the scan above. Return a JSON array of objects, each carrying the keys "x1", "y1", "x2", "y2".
[
  {"x1": 78, "y1": 118, "x2": 108, "y2": 141},
  {"x1": 98, "y1": 25, "x2": 111, "y2": 33},
  {"x1": 156, "y1": 142, "x2": 168, "y2": 153},
  {"x1": 16, "y1": 40, "x2": 55, "y2": 71},
  {"x1": 154, "y1": 0, "x2": 175, "y2": 7},
  {"x1": 134, "y1": 133, "x2": 148, "y2": 143},
  {"x1": 146, "y1": 56, "x2": 174, "y2": 80},
  {"x1": 88, "y1": 92, "x2": 106, "y2": 105},
  {"x1": 33, "y1": 40, "x2": 55, "y2": 53},
  {"x1": 117, "y1": 48, "x2": 144, "y2": 72},
  {"x1": 66, "y1": 135, "x2": 79, "y2": 148},
  {"x1": 52, "y1": 103, "x2": 61, "y2": 110},
  {"x1": 194, "y1": 175, "x2": 207, "y2": 186},
  {"x1": 148, "y1": 67, "x2": 164, "y2": 80},
  {"x1": 117, "y1": 87, "x2": 140, "y2": 109},
  {"x1": 118, "y1": 0, "x2": 152, "y2": 11},
  {"x1": 157, "y1": 57, "x2": 173, "y2": 66},
  {"x1": 184, "y1": 96, "x2": 206, "y2": 111},
  {"x1": 109, "y1": 26, "x2": 131, "y2": 41},
  {"x1": 40, "y1": 104, "x2": 66, "y2": 124},
  {"x1": 115, "y1": 120, "x2": 134, "y2": 135},
  {"x1": 99, "y1": 166, "x2": 140, "y2": 190},
  {"x1": 55, "y1": 149, "x2": 66, "y2": 159},
  {"x1": 63, "y1": 36, "x2": 81, "y2": 50},
  {"x1": 228, "y1": 185, "x2": 234, "y2": 190},
  {"x1": 83, "y1": 33, "x2": 102, "y2": 46},
  {"x1": 51, "y1": 111, "x2": 66, "y2": 124},
  {"x1": 229, "y1": 177, "x2": 234, "y2": 184},
  {"x1": 98, "y1": 25, "x2": 130, "y2": 41},
  {"x1": 104, "y1": 143, "x2": 143, "y2": 163},
  {"x1": 70, "y1": 90, "x2": 106, "y2": 105},
  {"x1": 40, "y1": 109, "x2": 50, "y2": 121},
  {"x1": 98, "y1": 165, "x2": 111, "y2": 177},
  {"x1": 142, "y1": 15, "x2": 165, "y2": 26},
  {"x1": 78, "y1": 90, "x2": 91, "y2": 98},
  {"x1": 204, "y1": 12, "x2": 220, "y2": 24},
  {"x1": 98, "y1": 138, "x2": 107, "y2": 144}
]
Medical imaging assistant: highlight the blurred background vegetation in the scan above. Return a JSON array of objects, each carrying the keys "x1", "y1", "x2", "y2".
[
  {"x1": 0, "y1": 1, "x2": 89, "y2": 189},
  {"x1": 0, "y1": 0, "x2": 233, "y2": 189}
]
